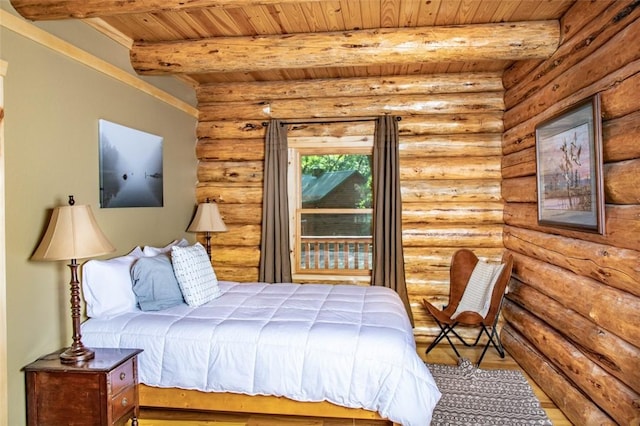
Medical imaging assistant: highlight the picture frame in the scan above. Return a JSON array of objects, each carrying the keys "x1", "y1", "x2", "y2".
[
  {"x1": 535, "y1": 94, "x2": 604, "y2": 234},
  {"x1": 99, "y1": 119, "x2": 164, "y2": 208}
]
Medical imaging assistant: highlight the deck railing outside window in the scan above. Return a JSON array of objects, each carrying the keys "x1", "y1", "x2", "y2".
[{"x1": 300, "y1": 236, "x2": 372, "y2": 271}]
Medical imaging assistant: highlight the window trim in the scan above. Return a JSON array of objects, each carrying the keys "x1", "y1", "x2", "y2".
[{"x1": 288, "y1": 139, "x2": 374, "y2": 282}]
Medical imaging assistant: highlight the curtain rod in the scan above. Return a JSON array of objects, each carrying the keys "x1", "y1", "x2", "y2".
[{"x1": 261, "y1": 116, "x2": 401, "y2": 127}]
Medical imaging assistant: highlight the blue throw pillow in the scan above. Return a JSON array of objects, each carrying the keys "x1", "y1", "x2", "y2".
[{"x1": 131, "y1": 254, "x2": 184, "y2": 311}]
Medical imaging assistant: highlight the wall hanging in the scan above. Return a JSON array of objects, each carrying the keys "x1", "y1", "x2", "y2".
[
  {"x1": 535, "y1": 94, "x2": 604, "y2": 234},
  {"x1": 99, "y1": 119, "x2": 163, "y2": 208}
]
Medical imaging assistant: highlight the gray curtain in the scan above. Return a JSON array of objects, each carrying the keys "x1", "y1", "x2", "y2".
[
  {"x1": 372, "y1": 115, "x2": 414, "y2": 326},
  {"x1": 259, "y1": 120, "x2": 293, "y2": 282}
]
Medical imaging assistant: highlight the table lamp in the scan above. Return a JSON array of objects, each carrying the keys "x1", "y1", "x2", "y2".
[
  {"x1": 187, "y1": 199, "x2": 227, "y2": 259},
  {"x1": 31, "y1": 195, "x2": 115, "y2": 363}
]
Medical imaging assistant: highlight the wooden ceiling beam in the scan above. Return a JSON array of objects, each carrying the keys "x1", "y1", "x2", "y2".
[
  {"x1": 9, "y1": 0, "x2": 322, "y2": 20},
  {"x1": 130, "y1": 21, "x2": 560, "y2": 75}
]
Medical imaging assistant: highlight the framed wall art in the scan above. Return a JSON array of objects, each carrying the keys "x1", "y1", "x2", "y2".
[
  {"x1": 535, "y1": 94, "x2": 604, "y2": 234},
  {"x1": 99, "y1": 119, "x2": 164, "y2": 208}
]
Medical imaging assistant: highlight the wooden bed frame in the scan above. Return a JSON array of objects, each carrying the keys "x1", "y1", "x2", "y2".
[{"x1": 139, "y1": 384, "x2": 400, "y2": 425}]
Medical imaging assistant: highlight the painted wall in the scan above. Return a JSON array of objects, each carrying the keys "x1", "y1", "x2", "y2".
[{"x1": 0, "y1": 6, "x2": 198, "y2": 425}]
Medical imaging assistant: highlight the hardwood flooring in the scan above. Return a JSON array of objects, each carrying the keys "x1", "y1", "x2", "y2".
[{"x1": 136, "y1": 343, "x2": 572, "y2": 425}]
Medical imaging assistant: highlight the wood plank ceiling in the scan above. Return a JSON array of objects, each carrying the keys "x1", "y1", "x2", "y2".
[{"x1": 11, "y1": 0, "x2": 575, "y2": 86}]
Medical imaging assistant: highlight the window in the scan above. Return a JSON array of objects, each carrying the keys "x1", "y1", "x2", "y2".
[{"x1": 288, "y1": 138, "x2": 373, "y2": 280}]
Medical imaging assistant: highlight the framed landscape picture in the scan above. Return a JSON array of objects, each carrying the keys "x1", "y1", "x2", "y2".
[
  {"x1": 99, "y1": 119, "x2": 164, "y2": 208},
  {"x1": 535, "y1": 94, "x2": 605, "y2": 234}
]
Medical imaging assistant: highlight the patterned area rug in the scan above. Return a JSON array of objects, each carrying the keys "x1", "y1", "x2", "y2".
[{"x1": 427, "y1": 359, "x2": 552, "y2": 425}]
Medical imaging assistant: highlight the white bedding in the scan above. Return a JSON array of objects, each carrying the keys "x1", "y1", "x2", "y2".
[{"x1": 81, "y1": 281, "x2": 441, "y2": 425}]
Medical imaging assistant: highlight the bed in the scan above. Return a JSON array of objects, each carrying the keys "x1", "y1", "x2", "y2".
[{"x1": 79, "y1": 243, "x2": 441, "y2": 425}]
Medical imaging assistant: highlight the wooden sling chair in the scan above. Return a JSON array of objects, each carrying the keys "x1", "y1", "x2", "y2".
[{"x1": 422, "y1": 249, "x2": 514, "y2": 366}]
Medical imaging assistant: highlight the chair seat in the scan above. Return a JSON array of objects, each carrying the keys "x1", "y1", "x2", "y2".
[{"x1": 422, "y1": 299, "x2": 484, "y2": 325}]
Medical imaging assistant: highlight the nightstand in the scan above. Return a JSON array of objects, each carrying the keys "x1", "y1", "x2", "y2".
[{"x1": 24, "y1": 347, "x2": 143, "y2": 426}]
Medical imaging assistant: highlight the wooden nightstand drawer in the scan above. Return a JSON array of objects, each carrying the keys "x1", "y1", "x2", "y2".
[
  {"x1": 109, "y1": 358, "x2": 135, "y2": 395},
  {"x1": 24, "y1": 348, "x2": 142, "y2": 426},
  {"x1": 112, "y1": 384, "x2": 136, "y2": 421}
]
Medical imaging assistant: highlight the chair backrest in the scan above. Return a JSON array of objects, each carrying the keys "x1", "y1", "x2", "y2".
[
  {"x1": 482, "y1": 251, "x2": 513, "y2": 326},
  {"x1": 442, "y1": 249, "x2": 480, "y2": 317},
  {"x1": 443, "y1": 249, "x2": 513, "y2": 325}
]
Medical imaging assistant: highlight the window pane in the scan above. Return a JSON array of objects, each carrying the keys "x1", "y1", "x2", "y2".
[
  {"x1": 300, "y1": 213, "x2": 372, "y2": 271},
  {"x1": 301, "y1": 213, "x2": 372, "y2": 236},
  {"x1": 301, "y1": 154, "x2": 372, "y2": 209}
]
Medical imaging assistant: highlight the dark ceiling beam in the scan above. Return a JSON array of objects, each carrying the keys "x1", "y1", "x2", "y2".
[{"x1": 130, "y1": 21, "x2": 560, "y2": 75}]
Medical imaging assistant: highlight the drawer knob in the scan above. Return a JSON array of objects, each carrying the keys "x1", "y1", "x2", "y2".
[
  {"x1": 120, "y1": 372, "x2": 126, "y2": 380},
  {"x1": 121, "y1": 397, "x2": 128, "y2": 407}
]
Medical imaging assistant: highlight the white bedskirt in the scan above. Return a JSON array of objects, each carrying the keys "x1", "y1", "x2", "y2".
[{"x1": 81, "y1": 281, "x2": 441, "y2": 425}]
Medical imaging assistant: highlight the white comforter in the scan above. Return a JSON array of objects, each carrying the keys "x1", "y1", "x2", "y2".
[{"x1": 81, "y1": 282, "x2": 441, "y2": 425}]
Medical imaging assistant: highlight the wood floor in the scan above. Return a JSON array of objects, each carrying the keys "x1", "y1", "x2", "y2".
[{"x1": 136, "y1": 343, "x2": 572, "y2": 425}]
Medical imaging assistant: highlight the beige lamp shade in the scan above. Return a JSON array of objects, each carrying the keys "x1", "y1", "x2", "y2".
[
  {"x1": 32, "y1": 204, "x2": 116, "y2": 261},
  {"x1": 187, "y1": 202, "x2": 227, "y2": 233}
]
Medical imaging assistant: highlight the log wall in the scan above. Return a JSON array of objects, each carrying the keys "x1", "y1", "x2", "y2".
[
  {"x1": 501, "y1": 1, "x2": 640, "y2": 424},
  {"x1": 194, "y1": 72, "x2": 506, "y2": 337}
]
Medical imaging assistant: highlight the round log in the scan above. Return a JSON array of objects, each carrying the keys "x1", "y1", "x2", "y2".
[
  {"x1": 287, "y1": 122, "x2": 375, "y2": 138},
  {"x1": 602, "y1": 109, "x2": 640, "y2": 162},
  {"x1": 197, "y1": 161, "x2": 263, "y2": 183},
  {"x1": 501, "y1": 324, "x2": 616, "y2": 426},
  {"x1": 507, "y1": 280, "x2": 640, "y2": 393},
  {"x1": 211, "y1": 246, "x2": 260, "y2": 267},
  {"x1": 400, "y1": 156, "x2": 501, "y2": 180},
  {"x1": 399, "y1": 133, "x2": 502, "y2": 158},
  {"x1": 217, "y1": 203, "x2": 262, "y2": 225},
  {"x1": 503, "y1": 202, "x2": 640, "y2": 252},
  {"x1": 501, "y1": 146, "x2": 535, "y2": 179},
  {"x1": 196, "y1": 72, "x2": 504, "y2": 102},
  {"x1": 402, "y1": 179, "x2": 502, "y2": 202},
  {"x1": 501, "y1": 176, "x2": 537, "y2": 203},
  {"x1": 398, "y1": 113, "x2": 504, "y2": 135},
  {"x1": 402, "y1": 224, "x2": 504, "y2": 248},
  {"x1": 504, "y1": 225, "x2": 640, "y2": 297},
  {"x1": 603, "y1": 158, "x2": 640, "y2": 204},
  {"x1": 503, "y1": 59, "x2": 640, "y2": 155},
  {"x1": 504, "y1": 1, "x2": 640, "y2": 109},
  {"x1": 197, "y1": 120, "x2": 267, "y2": 140},
  {"x1": 196, "y1": 183, "x2": 263, "y2": 204},
  {"x1": 502, "y1": 159, "x2": 640, "y2": 205},
  {"x1": 402, "y1": 202, "x2": 504, "y2": 224},
  {"x1": 511, "y1": 252, "x2": 640, "y2": 345},
  {"x1": 502, "y1": 130, "x2": 534, "y2": 156},
  {"x1": 600, "y1": 68, "x2": 640, "y2": 120},
  {"x1": 503, "y1": 301, "x2": 639, "y2": 425},
  {"x1": 131, "y1": 22, "x2": 560, "y2": 75},
  {"x1": 503, "y1": 18, "x2": 640, "y2": 129},
  {"x1": 198, "y1": 93, "x2": 505, "y2": 121},
  {"x1": 210, "y1": 224, "x2": 261, "y2": 246},
  {"x1": 214, "y1": 266, "x2": 259, "y2": 283},
  {"x1": 197, "y1": 138, "x2": 265, "y2": 161}
]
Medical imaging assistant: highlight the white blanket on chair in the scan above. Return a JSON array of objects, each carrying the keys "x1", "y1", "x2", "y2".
[
  {"x1": 452, "y1": 261, "x2": 505, "y2": 319},
  {"x1": 81, "y1": 281, "x2": 441, "y2": 426}
]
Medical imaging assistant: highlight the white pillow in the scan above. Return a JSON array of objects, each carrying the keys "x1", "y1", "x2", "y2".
[
  {"x1": 143, "y1": 238, "x2": 189, "y2": 256},
  {"x1": 82, "y1": 247, "x2": 143, "y2": 318},
  {"x1": 171, "y1": 243, "x2": 222, "y2": 307}
]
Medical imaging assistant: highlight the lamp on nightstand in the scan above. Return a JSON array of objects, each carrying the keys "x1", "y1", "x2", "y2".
[
  {"x1": 31, "y1": 195, "x2": 115, "y2": 364},
  {"x1": 187, "y1": 199, "x2": 227, "y2": 260}
]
